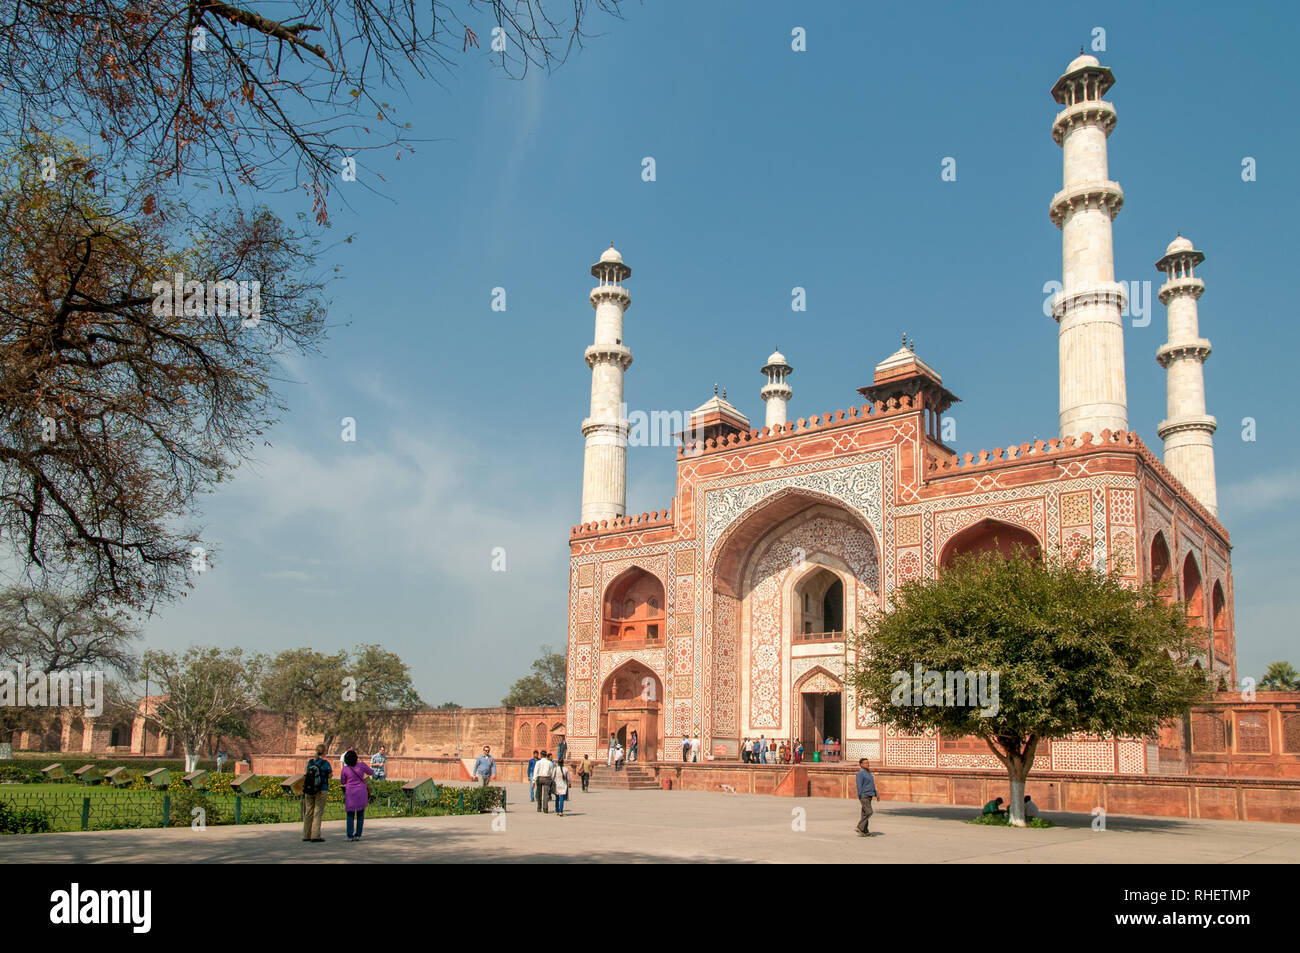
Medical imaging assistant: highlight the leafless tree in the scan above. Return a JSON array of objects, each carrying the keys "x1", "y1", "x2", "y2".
[{"x1": 0, "y1": 0, "x2": 625, "y2": 219}]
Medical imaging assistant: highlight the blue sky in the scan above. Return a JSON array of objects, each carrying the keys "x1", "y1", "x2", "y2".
[{"x1": 139, "y1": 0, "x2": 1299, "y2": 704}]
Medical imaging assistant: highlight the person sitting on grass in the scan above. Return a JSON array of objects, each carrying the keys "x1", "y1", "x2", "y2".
[
  {"x1": 1023, "y1": 795, "x2": 1039, "y2": 819},
  {"x1": 981, "y1": 796, "x2": 1006, "y2": 818}
]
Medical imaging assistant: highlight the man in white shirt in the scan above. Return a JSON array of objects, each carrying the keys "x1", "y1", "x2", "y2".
[
  {"x1": 690, "y1": 734, "x2": 701, "y2": 762},
  {"x1": 533, "y1": 750, "x2": 555, "y2": 814}
]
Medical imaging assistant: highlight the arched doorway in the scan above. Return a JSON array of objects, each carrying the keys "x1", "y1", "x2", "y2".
[
  {"x1": 66, "y1": 715, "x2": 84, "y2": 752},
  {"x1": 939, "y1": 519, "x2": 1041, "y2": 568},
  {"x1": 602, "y1": 568, "x2": 665, "y2": 648},
  {"x1": 794, "y1": 668, "x2": 843, "y2": 759},
  {"x1": 708, "y1": 490, "x2": 881, "y2": 757},
  {"x1": 600, "y1": 661, "x2": 663, "y2": 761},
  {"x1": 793, "y1": 566, "x2": 844, "y2": 640}
]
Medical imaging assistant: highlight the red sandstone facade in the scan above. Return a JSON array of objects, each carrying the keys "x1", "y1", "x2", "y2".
[{"x1": 564, "y1": 348, "x2": 1239, "y2": 775}]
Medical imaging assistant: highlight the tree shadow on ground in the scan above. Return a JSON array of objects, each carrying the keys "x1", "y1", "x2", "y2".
[{"x1": 876, "y1": 801, "x2": 1218, "y2": 834}]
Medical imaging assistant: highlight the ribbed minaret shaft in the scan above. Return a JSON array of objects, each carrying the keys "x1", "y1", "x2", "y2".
[
  {"x1": 580, "y1": 245, "x2": 632, "y2": 523},
  {"x1": 1156, "y1": 236, "x2": 1217, "y2": 515},
  {"x1": 760, "y1": 348, "x2": 793, "y2": 429},
  {"x1": 1049, "y1": 53, "x2": 1129, "y2": 438}
]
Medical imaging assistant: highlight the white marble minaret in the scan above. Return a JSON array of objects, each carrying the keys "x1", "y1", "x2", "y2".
[
  {"x1": 760, "y1": 348, "x2": 793, "y2": 428},
  {"x1": 580, "y1": 245, "x2": 633, "y2": 523},
  {"x1": 1155, "y1": 235, "x2": 1218, "y2": 515},
  {"x1": 1049, "y1": 53, "x2": 1128, "y2": 439}
]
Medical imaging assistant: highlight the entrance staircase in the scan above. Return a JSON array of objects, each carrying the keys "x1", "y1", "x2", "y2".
[{"x1": 588, "y1": 763, "x2": 660, "y2": 791}]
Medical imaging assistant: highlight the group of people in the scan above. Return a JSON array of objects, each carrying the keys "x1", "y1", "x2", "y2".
[
  {"x1": 605, "y1": 729, "x2": 642, "y2": 767},
  {"x1": 741, "y1": 735, "x2": 807, "y2": 764},
  {"x1": 302, "y1": 743, "x2": 376, "y2": 843},
  {"x1": 526, "y1": 749, "x2": 591, "y2": 815},
  {"x1": 981, "y1": 795, "x2": 1039, "y2": 820}
]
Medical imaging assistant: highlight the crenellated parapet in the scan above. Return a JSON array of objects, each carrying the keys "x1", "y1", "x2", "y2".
[
  {"x1": 677, "y1": 394, "x2": 921, "y2": 458},
  {"x1": 571, "y1": 508, "x2": 674, "y2": 539},
  {"x1": 924, "y1": 427, "x2": 1229, "y2": 541}
]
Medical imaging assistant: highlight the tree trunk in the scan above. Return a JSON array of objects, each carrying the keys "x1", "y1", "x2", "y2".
[
  {"x1": 183, "y1": 746, "x2": 198, "y2": 773},
  {"x1": 1007, "y1": 756, "x2": 1029, "y2": 827}
]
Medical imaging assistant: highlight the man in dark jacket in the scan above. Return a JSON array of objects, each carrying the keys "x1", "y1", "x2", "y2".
[{"x1": 855, "y1": 758, "x2": 878, "y2": 837}]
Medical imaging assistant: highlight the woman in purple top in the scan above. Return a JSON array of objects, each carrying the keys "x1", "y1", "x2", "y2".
[{"x1": 340, "y1": 750, "x2": 374, "y2": 842}]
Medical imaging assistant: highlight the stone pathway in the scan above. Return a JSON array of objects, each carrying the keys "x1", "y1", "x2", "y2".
[{"x1": 2, "y1": 782, "x2": 1297, "y2": 863}]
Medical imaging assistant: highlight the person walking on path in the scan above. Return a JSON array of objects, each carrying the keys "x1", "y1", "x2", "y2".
[
  {"x1": 553, "y1": 759, "x2": 572, "y2": 816},
  {"x1": 301, "y1": 743, "x2": 332, "y2": 843},
  {"x1": 369, "y1": 746, "x2": 387, "y2": 781},
  {"x1": 340, "y1": 749, "x2": 374, "y2": 842},
  {"x1": 473, "y1": 745, "x2": 496, "y2": 788},
  {"x1": 578, "y1": 755, "x2": 592, "y2": 792},
  {"x1": 527, "y1": 750, "x2": 539, "y2": 802},
  {"x1": 855, "y1": 758, "x2": 878, "y2": 837},
  {"x1": 534, "y1": 750, "x2": 555, "y2": 813},
  {"x1": 557, "y1": 737, "x2": 568, "y2": 763}
]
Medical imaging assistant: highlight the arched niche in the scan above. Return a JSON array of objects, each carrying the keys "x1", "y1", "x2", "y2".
[
  {"x1": 792, "y1": 565, "x2": 845, "y2": 640},
  {"x1": 1151, "y1": 531, "x2": 1173, "y2": 601},
  {"x1": 602, "y1": 566, "x2": 665, "y2": 647},
  {"x1": 1211, "y1": 582, "x2": 1228, "y2": 658},
  {"x1": 1183, "y1": 552, "x2": 1204, "y2": 628},
  {"x1": 939, "y1": 518, "x2": 1041, "y2": 568}
]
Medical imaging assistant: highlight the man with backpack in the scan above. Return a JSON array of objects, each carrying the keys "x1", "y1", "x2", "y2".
[{"x1": 302, "y1": 744, "x2": 332, "y2": 842}]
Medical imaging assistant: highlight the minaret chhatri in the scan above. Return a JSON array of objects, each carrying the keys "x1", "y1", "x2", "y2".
[
  {"x1": 580, "y1": 244, "x2": 632, "y2": 523},
  {"x1": 760, "y1": 348, "x2": 793, "y2": 428},
  {"x1": 1049, "y1": 52, "x2": 1128, "y2": 438},
  {"x1": 1155, "y1": 235, "x2": 1218, "y2": 515}
]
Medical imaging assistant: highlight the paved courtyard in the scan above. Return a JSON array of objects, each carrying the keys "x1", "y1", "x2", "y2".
[{"x1": 2, "y1": 782, "x2": 1298, "y2": 863}]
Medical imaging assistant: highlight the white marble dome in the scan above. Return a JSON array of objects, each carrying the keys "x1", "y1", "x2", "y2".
[
  {"x1": 1166, "y1": 235, "x2": 1195, "y2": 255},
  {"x1": 766, "y1": 349, "x2": 788, "y2": 366},
  {"x1": 600, "y1": 245, "x2": 624, "y2": 264},
  {"x1": 1067, "y1": 53, "x2": 1100, "y2": 72}
]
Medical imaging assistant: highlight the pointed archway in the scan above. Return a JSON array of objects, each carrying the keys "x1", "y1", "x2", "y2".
[
  {"x1": 939, "y1": 518, "x2": 1041, "y2": 567},
  {"x1": 599, "y1": 659, "x2": 664, "y2": 761}
]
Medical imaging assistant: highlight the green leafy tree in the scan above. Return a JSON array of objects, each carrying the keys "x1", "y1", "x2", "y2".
[
  {"x1": 853, "y1": 547, "x2": 1211, "y2": 826},
  {"x1": 141, "y1": 647, "x2": 263, "y2": 772},
  {"x1": 438, "y1": 701, "x2": 463, "y2": 709},
  {"x1": 502, "y1": 644, "x2": 566, "y2": 707},
  {"x1": 259, "y1": 644, "x2": 422, "y2": 752},
  {"x1": 1260, "y1": 661, "x2": 1300, "y2": 692}
]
